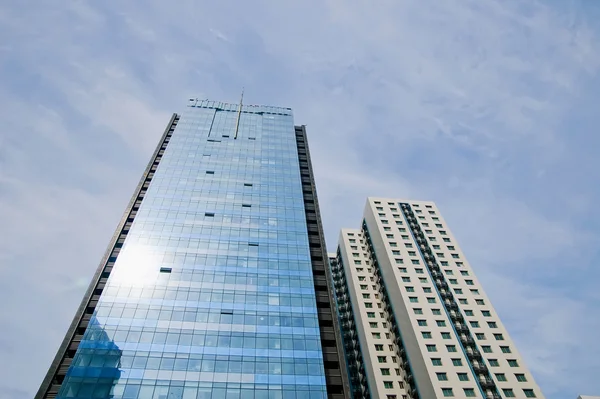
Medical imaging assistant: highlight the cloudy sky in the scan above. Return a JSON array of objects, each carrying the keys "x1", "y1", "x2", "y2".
[{"x1": 1, "y1": 1, "x2": 599, "y2": 398}]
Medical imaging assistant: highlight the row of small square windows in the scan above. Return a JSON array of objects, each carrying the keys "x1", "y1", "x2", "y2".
[
  {"x1": 355, "y1": 272, "x2": 483, "y2": 303},
  {"x1": 381, "y1": 379, "x2": 535, "y2": 398}
]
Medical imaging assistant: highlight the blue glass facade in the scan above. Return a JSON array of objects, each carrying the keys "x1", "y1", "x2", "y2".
[{"x1": 56, "y1": 101, "x2": 328, "y2": 398}]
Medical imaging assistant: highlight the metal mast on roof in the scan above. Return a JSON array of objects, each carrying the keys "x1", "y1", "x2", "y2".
[{"x1": 234, "y1": 88, "x2": 244, "y2": 139}]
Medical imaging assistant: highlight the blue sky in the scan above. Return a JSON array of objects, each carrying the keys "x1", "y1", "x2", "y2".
[{"x1": 1, "y1": 1, "x2": 599, "y2": 398}]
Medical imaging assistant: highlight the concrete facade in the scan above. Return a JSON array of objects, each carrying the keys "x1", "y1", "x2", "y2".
[{"x1": 332, "y1": 198, "x2": 545, "y2": 399}]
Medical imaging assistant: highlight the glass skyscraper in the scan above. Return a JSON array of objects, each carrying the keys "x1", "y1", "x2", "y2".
[{"x1": 36, "y1": 99, "x2": 350, "y2": 399}]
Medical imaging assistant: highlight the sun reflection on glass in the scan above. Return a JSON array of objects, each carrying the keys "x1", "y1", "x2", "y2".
[{"x1": 110, "y1": 244, "x2": 160, "y2": 286}]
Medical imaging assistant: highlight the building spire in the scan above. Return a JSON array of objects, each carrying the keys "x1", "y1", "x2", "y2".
[{"x1": 234, "y1": 88, "x2": 244, "y2": 139}]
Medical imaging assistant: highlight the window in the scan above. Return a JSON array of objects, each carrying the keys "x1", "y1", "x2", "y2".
[
  {"x1": 502, "y1": 389, "x2": 515, "y2": 398},
  {"x1": 372, "y1": 333, "x2": 381, "y2": 339},
  {"x1": 451, "y1": 358, "x2": 462, "y2": 366},
  {"x1": 376, "y1": 206, "x2": 383, "y2": 210},
  {"x1": 482, "y1": 310, "x2": 491, "y2": 317},
  {"x1": 464, "y1": 389, "x2": 476, "y2": 397},
  {"x1": 369, "y1": 322, "x2": 378, "y2": 328},
  {"x1": 429, "y1": 237, "x2": 436, "y2": 241},
  {"x1": 436, "y1": 372, "x2": 448, "y2": 381},
  {"x1": 365, "y1": 302, "x2": 373, "y2": 308},
  {"x1": 389, "y1": 242, "x2": 398, "y2": 247},
  {"x1": 432, "y1": 309, "x2": 442, "y2": 315},
  {"x1": 446, "y1": 345, "x2": 457, "y2": 352},
  {"x1": 431, "y1": 358, "x2": 442, "y2": 366},
  {"x1": 423, "y1": 287, "x2": 432, "y2": 293},
  {"x1": 426, "y1": 344, "x2": 437, "y2": 352},
  {"x1": 456, "y1": 262, "x2": 463, "y2": 267},
  {"x1": 457, "y1": 373, "x2": 469, "y2": 381},
  {"x1": 425, "y1": 229, "x2": 433, "y2": 234},
  {"x1": 508, "y1": 359, "x2": 519, "y2": 367},
  {"x1": 402, "y1": 277, "x2": 411, "y2": 282},
  {"x1": 441, "y1": 261, "x2": 449, "y2": 266},
  {"x1": 436, "y1": 320, "x2": 446, "y2": 327},
  {"x1": 495, "y1": 373, "x2": 507, "y2": 381},
  {"x1": 375, "y1": 345, "x2": 384, "y2": 351},
  {"x1": 470, "y1": 289, "x2": 480, "y2": 295},
  {"x1": 422, "y1": 332, "x2": 432, "y2": 339},
  {"x1": 442, "y1": 388, "x2": 454, "y2": 397},
  {"x1": 451, "y1": 254, "x2": 459, "y2": 259},
  {"x1": 501, "y1": 346, "x2": 511, "y2": 354},
  {"x1": 460, "y1": 270, "x2": 469, "y2": 276},
  {"x1": 415, "y1": 268, "x2": 424, "y2": 273},
  {"x1": 358, "y1": 276, "x2": 366, "y2": 281},
  {"x1": 380, "y1": 368, "x2": 390, "y2": 375},
  {"x1": 470, "y1": 321, "x2": 480, "y2": 328},
  {"x1": 515, "y1": 373, "x2": 527, "y2": 382},
  {"x1": 449, "y1": 279, "x2": 458, "y2": 284},
  {"x1": 367, "y1": 312, "x2": 375, "y2": 318},
  {"x1": 362, "y1": 294, "x2": 370, "y2": 299},
  {"x1": 476, "y1": 299, "x2": 485, "y2": 305},
  {"x1": 464, "y1": 310, "x2": 473, "y2": 316},
  {"x1": 427, "y1": 297, "x2": 436, "y2": 303},
  {"x1": 459, "y1": 299, "x2": 468, "y2": 304},
  {"x1": 360, "y1": 285, "x2": 368, "y2": 290},
  {"x1": 392, "y1": 250, "x2": 400, "y2": 255},
  {"x1": 411, "y1": 260, "x2": 420, "y2": 265},
  {"x1": 414, "y1": 308, "x2": 423, "y2": 314},
  {"x1": 475, "y1": 333, "x2": 485, "y2": 340},
  {"x1": 384, "y1": 227, "x2": 391, "y2": 231},
  {"x1": 398, "y1": 266, "x2": 406, "y2": 272},
  {"x1": 409, "y1": 297, "x2": 418, "y2": 303},
  {"x1": 441, "y1": 332, "x2": 451, "y2": 339},
  {"x1": 440, "y1": 230, "x2": 447, "y2": 235},
  {"x1": 523, "y1": 389, "x2": 536, "y2": 398},
  {"x1": 418, "y1": 320, "x2": 428, "y2": 326},
  {"x1": 437, "y1": 253, "x2": 445, "y2": 258},
  {"x1": 433, "y1": 244, "x2": 440, "y2": 249},
  {"x1": 386, "y1": 234, "x2": 394, "y2": 238},
  {"x1": 489, "y1": 359, "x2": 499, "y2": 367},
  {"x1": 408, "y1": 251, "x2": 416, "y2": 256},
  {"x1": 352, "y1": 253, "x2": 360, "y2": 258},
  {"x1": 354, "y1": 260, "x2": 362, "y2": 265},
  {"x1": 482, "y1": 346, "x2": 492, "y2": 353},
  {"x1": 494, "y1": 334, "x2": 504, "y2": 341},
  {"x1": 383, "y1": 381, "x2": 394, "y2": 389},
  {"x1": 488, "y1": 322, "x2": 498, "y2": 328},
  {"x1": 419, "y1": 277, "x2": 428, "y2": 283},
  {"x1": 444, "y1": 268, "x2": 453, "y2": 274},
  {"x1": 465, "y1": 279, "x2": 474, "y2": 285},
  {"x1": 377, "y1": 356, "x2": 387, "y2": 363},
  {"x1": 406, "y1": 287, "x2": 415, "y2": 292}
]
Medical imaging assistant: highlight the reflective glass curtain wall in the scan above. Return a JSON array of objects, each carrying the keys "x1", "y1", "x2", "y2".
[{"x1": 46, "y1": 100, "x2": 330, "y2": 399}]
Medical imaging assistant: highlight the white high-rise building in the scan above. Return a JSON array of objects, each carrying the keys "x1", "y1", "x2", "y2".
[{"x1": 331, "y1": 198, "x2": 545, "y2": 399}]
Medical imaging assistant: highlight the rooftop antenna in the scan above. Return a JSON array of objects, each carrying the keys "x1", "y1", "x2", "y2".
[{"x1": 234, "y1": 88, "x2": 244, "y2": 139}]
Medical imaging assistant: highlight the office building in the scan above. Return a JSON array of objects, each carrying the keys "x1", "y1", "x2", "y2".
[
  {"x1": 331, "y1": 198, "x2": 545, "y2": 399},
  {"x1": 36, "y1": 99, "x2": 350, "y2": 399}
]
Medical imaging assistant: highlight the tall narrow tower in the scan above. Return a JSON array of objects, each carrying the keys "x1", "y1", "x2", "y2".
[
  {"x1": 331, "y1": 198, "x2": 545, "y2": 399},
  {"x1": 36, "y1": 99, "x2": 350, "y2": 399}
]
